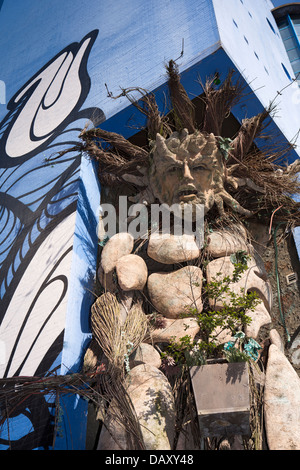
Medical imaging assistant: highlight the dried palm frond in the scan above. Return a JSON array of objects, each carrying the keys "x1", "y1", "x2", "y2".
[
  {"x1": 166, "y1": 60, "x2": 196, "y2": 134},
  {"x1": 230, "y1": 107, "x2": 273, "y2": 162},
  {"x1": 81, "y1": 127, "x2": 148, "y2": 161},
  {"x1": 77, "y1": 127, "x2": 151, "y2": 183},
  {"x1": 200, "y1": 70, "x2": 245, "y2": 136},
  {"x1": 225, "y1": 143, "x2": 300, "y2": 226},
  {"x1": 108, "y1": 86, "x2": 172, "y2": 141},
  {"x1": 0, "y1": 364, "x2": 146, "y2": 450}
]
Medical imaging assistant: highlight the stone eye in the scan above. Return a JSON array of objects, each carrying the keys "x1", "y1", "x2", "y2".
[
  {"x1": 193, "y1": 164, "x2": 207, "y2": 171},
  {"x1": 167, "y1": 166, "x2": 179, "y2": 173}
]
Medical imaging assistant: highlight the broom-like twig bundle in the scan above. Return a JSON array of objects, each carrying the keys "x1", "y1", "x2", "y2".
[
  {"x1": 90, "y1": 292, "x2": 150, "y2": 449},
  {"x1": 90, "y1": 293, "x2": 148, "y2": 376}
]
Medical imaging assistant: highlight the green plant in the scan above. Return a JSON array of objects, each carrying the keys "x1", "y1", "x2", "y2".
[
  {"x1": 160, "y1": 251, "x2": 261, "y2": 368},
  {"x1": 224, "y1": 332, "x2": 262, "y2": 362},
  {"x1": 161, "y1": 335, "x2": 194, "y2": 366},
  {"x1": 194, "y1": 252, "x2": 260, "y2": 355},
  {"x1": 224, "y1": 346, "x2": 250, "y2": 363}
]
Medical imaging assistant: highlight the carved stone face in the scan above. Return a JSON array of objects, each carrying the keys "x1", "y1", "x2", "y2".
[{"x1": 149, "y1": 130, "x2": 224, "y2": 216}]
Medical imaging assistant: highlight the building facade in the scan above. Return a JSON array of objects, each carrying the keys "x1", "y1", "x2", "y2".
[
  {"x1": 272, "y1": 2, "x2": 300, "y2": 86},
  {"x1": 0, "y1": 0, "x2": 299, "y2": 449}
]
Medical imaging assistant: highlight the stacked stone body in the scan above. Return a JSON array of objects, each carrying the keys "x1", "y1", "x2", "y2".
[{"x1": 94, "y1": 221, "x2": 300, "y2": 450}]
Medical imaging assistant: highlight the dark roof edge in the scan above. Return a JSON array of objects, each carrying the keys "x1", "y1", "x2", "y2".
[{"x1": 272, "y1": 3, "x2": 300, "y2": 20}]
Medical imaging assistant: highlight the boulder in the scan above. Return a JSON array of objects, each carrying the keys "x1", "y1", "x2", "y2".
[
  {"x1": 269, "y1": 329, "x2": 284, "y2": 353},
  {"x1": 100, "y1": 232, "x2": 134, "y2": 274},
  {"x1": 244, "y1": 302, "x2": 272, "y2": 339},
  {"x1": 264, "y1": 344, "x2": 300, "y2": 450},
  {"x1": 97, "y1": 364, "x2": 176, "y2": 450},
  {"x1": 206, "y1": 229, "x2": 249, "y2": 258},
  {"x1": 129, "y1": 343, "x2": 162, "y2": 369},
  {"x1": 147, "y1": 233, "x2": 200, "y2": 264},
  {"x1": 147, "y1": 266, "x2": 203, "y2": 318},
  {"x1": 290, "y1": 332, "x2": 300, "y2": 367},
  {"x1": 148, "y1": 317, "x2": 200, "y2": 344},
  {"x1": 116, "y1": 254, "x2": 148, "y2": 291},
  {"x1": 206, "y1": 256, "x2": 272, "y2": 313},
  {"x1": 211, "y1": 326, "x2": 234, "y2": 346},
  {"x1": 126, "y1": 364, "x2": 176, "y2": 450}
]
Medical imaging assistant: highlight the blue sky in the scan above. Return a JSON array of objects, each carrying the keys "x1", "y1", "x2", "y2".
[{"x1": 272, "y1": 0, "x2": 298, "y2": 7}]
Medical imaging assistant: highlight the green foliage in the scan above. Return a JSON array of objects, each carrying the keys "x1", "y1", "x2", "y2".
[
  {"x1": 195, "y1": 251, "x2": 260, "y2": 352},
  {"x1": 160, "y1": 251, "x2": 261, "y2": 369},
  {"x1": 218, "y1": 137, "x2": 233, "y2": 160},
  {"x1": 224, "y1": 347, "x2": 250, "y2": 363},
  {"x1": 161, "y1": 335, "x2": 194, "y2": 366}
]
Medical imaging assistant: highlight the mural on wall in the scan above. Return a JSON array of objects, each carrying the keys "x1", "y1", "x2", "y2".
[{"x1": 0, "y1": 29, "x2": 105, "y2": 449}]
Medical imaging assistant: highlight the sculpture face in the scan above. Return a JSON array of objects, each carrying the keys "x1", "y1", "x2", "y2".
[{"x1": 149, "y1": 130, "x2": 224, "y2": 216}]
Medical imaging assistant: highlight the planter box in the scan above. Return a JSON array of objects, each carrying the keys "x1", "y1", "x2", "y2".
[{"x1": 190, "y1": 362, "x2": 251, "y2": 437}]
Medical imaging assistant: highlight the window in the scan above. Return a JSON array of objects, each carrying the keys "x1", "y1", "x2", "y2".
[
  {"x1": 291, "y1": 58, "x2": 300, "y2": 77},
  {"x1": 277, "y1": 14, "x2": 300, "y2": 85},
  {"x1": 287, "y1": 48, "x2": 300, "y2": 62},
  {"x1": 280, "y1": 26, "x2": 294, "y2": 41},
  {"x1": 277, "y1": 18, "x2": 288, "y2": 29},
  {"x1": 291, "y1": 16, "x2": 300, "y2": 39},
  {"x1": 284, "y1": 36, "x2": 298, "y2": 51}
]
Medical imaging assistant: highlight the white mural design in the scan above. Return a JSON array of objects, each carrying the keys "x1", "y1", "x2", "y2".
[{"x1": 0, "y1": 30, "x2": 104, "y2": 449}]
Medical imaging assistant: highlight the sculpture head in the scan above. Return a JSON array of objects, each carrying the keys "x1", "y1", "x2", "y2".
[{"x1": 149, "y1": 129, "x2": 225, "y2": 216}]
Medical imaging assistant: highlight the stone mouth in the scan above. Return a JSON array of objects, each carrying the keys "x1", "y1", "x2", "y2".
[{"x1": 177, "y1": 187, "x2": 198, "y2": 201}]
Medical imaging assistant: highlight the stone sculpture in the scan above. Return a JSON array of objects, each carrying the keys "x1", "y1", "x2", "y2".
[
  {"x1": 79, "y1": 63, "x2": 300, "y2": 450},
  {"x1": 94, "y1": 131, "x2": 275, "y2": 450}
]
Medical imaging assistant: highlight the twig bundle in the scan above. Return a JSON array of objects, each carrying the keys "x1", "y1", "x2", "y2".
[{"x1": 90, "y1": 293, "x2": 148, "y2": 376}]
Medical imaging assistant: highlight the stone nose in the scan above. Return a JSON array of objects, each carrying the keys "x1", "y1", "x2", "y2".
[{"x1": 182, "y1": 161, "x2": 194, "y2": 181}]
